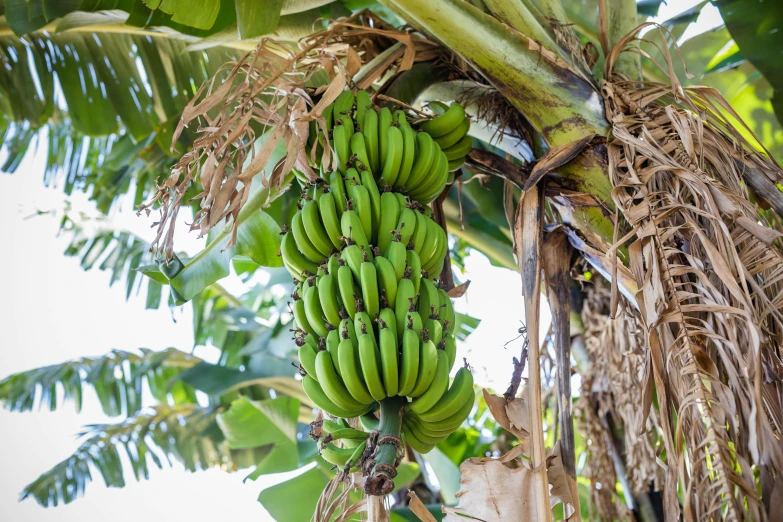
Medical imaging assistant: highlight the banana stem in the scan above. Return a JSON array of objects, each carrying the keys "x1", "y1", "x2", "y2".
[{"x1": 364, "y1": 396, "x2": 405, "y2": 496}]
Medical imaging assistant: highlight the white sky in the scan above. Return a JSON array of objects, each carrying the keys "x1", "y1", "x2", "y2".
[{"x1": 0, "y1": 1, "x2": 723, "y2": 520}]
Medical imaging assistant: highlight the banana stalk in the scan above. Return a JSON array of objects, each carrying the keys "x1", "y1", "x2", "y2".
[{"x1": 364, "y1": 396, "x2": 405, "y2": 496}]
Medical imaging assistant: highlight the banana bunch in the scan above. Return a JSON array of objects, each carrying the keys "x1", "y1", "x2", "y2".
[
  {"x1": 283, "y1": 178, "x2": 474, "y2": 454},
  {"x1": 420, "y1": 101, "x2": 472, "y2": 175},
  {"x1": 280, "y1": 180, "x2": 449, "y2": 284},
  {"x1": 306, "y1": 90, "x2": 468, "y2": 204}
]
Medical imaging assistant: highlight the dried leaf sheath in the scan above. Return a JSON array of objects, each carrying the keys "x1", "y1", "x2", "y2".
[{"x1": 603, "y1": 26, "x2": 783, "y2": 520}]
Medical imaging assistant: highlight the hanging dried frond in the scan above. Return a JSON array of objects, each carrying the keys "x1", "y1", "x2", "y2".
[
  {"x1": 602, "y1": 23, "x2": 783, "y2": 520},
  {"x1": 576, "y1": 282, "x2": 661, "y2": 520},
  {"x1": 139, "y1": 11, "x2": 428, "y2": 259}
]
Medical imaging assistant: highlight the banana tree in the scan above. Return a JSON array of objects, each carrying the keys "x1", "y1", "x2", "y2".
[{"x1": 3, "y1": 0, "x2": 783, "y2": 521}]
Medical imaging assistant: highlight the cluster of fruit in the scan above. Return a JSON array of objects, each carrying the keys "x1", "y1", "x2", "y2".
[
  {"x1": 304, "y1": 90, "x2": 472, "y2": 204},
  {"x1": 284, "y1": 90, "x2": 474, "y2": 481}
]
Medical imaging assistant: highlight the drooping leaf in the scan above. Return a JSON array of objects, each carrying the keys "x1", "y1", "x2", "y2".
[
  {"x1": 20, "y1": 405, "x2": 233, "y2": 506},
  {"x1": 235, "y1": 0, "x2": 285, "y2": 38},
  {"x1": 257, "y1": 466, "x2": 332, "y2": 522},
  {"x1": 0, "y1": 348, "x2": 200, "y2": 416},
  {"x1": 719, "y1": 0, "x2": 783, "y2": 125}
]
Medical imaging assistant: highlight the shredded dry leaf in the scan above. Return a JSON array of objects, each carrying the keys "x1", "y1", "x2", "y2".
[
  {"x1": 139, "y1": 12, "x2": 425, "y2": 259},
  {"x1": 601, "y1": 23, "x2": 783, "y2": 519}
]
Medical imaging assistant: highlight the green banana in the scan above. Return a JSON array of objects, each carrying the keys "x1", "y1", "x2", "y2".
[
  {"x1": 398, "y1": 325, "x2": 420, "y2": 397},
  {"x1": 328, "y1": 170, "x2": 348, "y2": 215},
  {"x1": 423, "y1": 223, "x2": 448, "y2": 277},
  {"x1": 402, "y1": 423, "x2": 435, "y2": 454},
  {"x1": 326, "y1": 328, "x2": 342, "y2": 378},
  {"x1": 427, "y1": 316, "x2": 443, "y2": 346},
  {"x1": 395, "y1": 277, "x2": 416, "y2": 339},
  {"x1": 297, "y1": 337, "x2": 319, "y2": 381},
  {"x1": 380, "y1": 125, "x2": 403, "y2": 186},
  {"x1": 410, "y1": 146, "x2": 446, "y2": 203},
  {"x1": 385, "y1": 239, "x2": 407, "y2": 281},
  {"x1": 302, "y1": 199, "x2": 333, "y2": 257},
  {"x1": 374, "y1": 255, "x2": 398, "y2": 309},
  {"x1": 443, "y1": 134, "x2": 472, "y2": 160},
  {"x1": 333, "y1": 124, "x2": 351, "y2": 173},
  {"x1": 320, "y1": 419, "x2": 369, "y2": 441},
  {"x1": 292, "y1": 211, "x2": 326, "y2": 263},
  {"x1": 409, "y1": 333, "x2": 438, "y2": 397},
  {"x1": 378, "y1": 307, "x2": 397, "y2": 347},
  {"x1": 394, "y1": 192, "x2": 408, "y2": 211},
  {"x1": 333, "y1": 90, "x2": 354, "y2": 118},
  {"x1": 341, "y1": 243, "x2": 364, "y2": 281},
  {"x1": 355, "y1": 90, "x2": 372, "y2": 129},
  {"x1": 416, "y1": 149, "x2": 450, "y2": 204},
  {"x1": 403, "y1": 131, "x2": 436, "y2": 191},
  {"x1": 360, "y1": 168, "x2": 381, "y2": 242},
  {"x1": 315, "y1": 350, "x2": 363, "y2": 411},
  {"x1": 410, "y1": 210, "x2": 428, "y2": 253},
  {"x1": 320, "y1": 439, "x2": 367, "y2": 470},
  {"x1": 304, "y1": 282, "x2": 329, "y2": 337},
  {"x1": 377, "y1": 191, "x2": 400, "y2": 254},
  {"x1": 318, "y1": 192, "x2": 343, "y2": 250},
  {"x1": 378, "y1": 107, "x2": 393, "y2": 169},
  {"x1": 281, "y1": 231, "x2": 318, "y2": 278},
  {"x1": 397, "y1": 207, "x2": 417, "y2": 247},
  {"x1": 302, "y1": 375, "x2": 369, "y2": 418},
  {"x1": 408, "y1": 351, "x2": 450, "y2": 414},
  {"x1": 363, "y1": 109, "x2": 380, "y2": 174},
  {"x1": 420, "y1": 102, "x2": 466, "y2": 137},
  {"x1": 293, "y1": 296, "x2": 315, "y2": 337},
  {"x1": 418, "y1": 278, "x2": 441, "y2": 326},
  {"x1": 406, "y1": 250, "x2": 422, "y2": 295},
  {"x1": 447, "y1": 157, "x2": 465, "y2": 172},
  {"x1": 359, "y1": 412, "x2": 380, "y2": 431},
  {"x1": 394, "y1": 111, "x2": 416, "y2": 187},
  {"x1": 418, "y1": 218, "x2": 442, "y2": 274},
  {"x1": 337, "y1": 332, "x2": 374, "y2": 405},
  {"x1": 359, "y1": 261, "x2": 379, "y2": 318},
  {"x1": 416, "y1": 367, "x2": 475, "y2": 423},
  {"x1": 327, "y1": 253, "x2": 341, "y2": 278},
  {"x1": 410, "y1": 390, "x2": 474, "y2": 432},
  {"x1": 403, "y1": 419, "x2": 448, "y2": 445},
  {"x1": 339, "y1": 317, "x2": 358, "y2": 346},
  {"x1": 350, "y1": 131, "x2": 373, "y2": 175},
  {"x1": 358, "y1": 322, "x2": 386, "y2": 402},
  {"x1": 337, "y1": 264, "x2": 358, "y2": 319},
  {"x1": 340, "y1": 208, "x2": 369, "y2": 251},
  {"x1": 345, "y1": 173, "x2": 372, "y2": 241},
  {"x1": 377, "y1": 318, "x2": 399, "y2": 397},
  {"x1": 337, "y1": 114, "x2": 355, "y2": 141},
  {"x1": 433, "y1": 117, "x2": 470, "y2": 150},
  {"x1": 317, "y1": 274, "x2": 342, "y2": 328}
]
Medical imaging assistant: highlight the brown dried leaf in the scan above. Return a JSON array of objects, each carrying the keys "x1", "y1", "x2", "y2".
[
  {"x1": 524, "y1": 134, "x2": 596, "y2": 191},
  {"x1": 482, "y1": 389, "x2": 530, "y2": 443},
  {"x1": 407, "y1": 491, "x2": 437, "y2": 522},
  {"x1": 547, "y1": 442, "x2": 577, "y2": 519},
  {"x1": 447, "y1": 280, "x2": 470, "y2": 298},
  {"x1": 442, "y1": 445, "x2": 538, "y2": 522}
]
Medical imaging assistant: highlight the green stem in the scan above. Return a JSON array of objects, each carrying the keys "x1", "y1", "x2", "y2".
[{"x1": 364, "y1": 397, "x2": 405, "y2": 496}]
